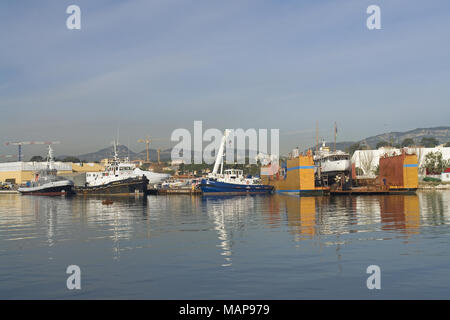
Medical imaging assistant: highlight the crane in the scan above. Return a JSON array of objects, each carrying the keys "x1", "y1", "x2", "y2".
[
  {"x1": 0, "y1": 155, "x2": 16, "y2": 162},
  {"x1": 137, "y1": 137, "x2": 151, "y2": 163},
  {"x1": 5, "y1": 141, "x2": 60, "y2": 161}
]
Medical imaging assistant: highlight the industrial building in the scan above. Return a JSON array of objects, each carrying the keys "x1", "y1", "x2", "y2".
[{"x1": 0, "y1": 161, "x2": 104, "y2": 185}]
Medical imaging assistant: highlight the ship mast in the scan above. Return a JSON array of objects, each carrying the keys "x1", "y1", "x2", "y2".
[
  {"x1": 113, "y1": 140, "x2": 118, "y2": 162},
  {"x1": 112, "y1": 140, "x2": 119, "y2": 174},
  {"x1": 334, "y1": 122, "x2": 337, "y2": 152},
  {"x1": 212, "y1": 129, "x2": 231, "y2": 175},
  {"x1": 316, "y1": 120, "x2": 319, "y2": 155},
  {"x1": 47, "y1": 145, "x2": 55, "y2": 170}
]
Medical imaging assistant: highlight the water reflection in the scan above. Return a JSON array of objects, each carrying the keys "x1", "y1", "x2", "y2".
[
  {"x1": 203, "y1": 196, "x2": 256, "y2": 267},
  {"x1": 379, "y1": 195, "x2": 420, "y2": 234},
  {"x1": 1, "y1": 192, "x2": 450, "y2": 255},
  {"x1": 276, "y1": 196, "x2": 317, "y2": 240},
  {"x1": 264, "y1": 193, "x2": 428, "y2": 241}
]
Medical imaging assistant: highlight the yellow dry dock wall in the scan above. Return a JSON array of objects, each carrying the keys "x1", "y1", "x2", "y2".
[
  {"x1": 403, "y1": 154, "x2": 419, "y2": 189},
  {"x1": 262, "y1": 154, "x2": 319, "y2": 194}
]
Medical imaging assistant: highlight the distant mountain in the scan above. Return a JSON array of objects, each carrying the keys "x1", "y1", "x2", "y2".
[
  {"x1": 76, "y1": 145, "x2": 172, "y2": 162},
  {"x1": 72, "y1": 127, "x2": 450, "y2": 162},
  {"x1": 307, "y1": 126, "x2": 450, "y2": 153},
  {"x1": 359, "y1": 126, "x2": 450, "y2": 148},
  {"x1": 75, "y1": 145, "x2": 258, "y2": 163}
]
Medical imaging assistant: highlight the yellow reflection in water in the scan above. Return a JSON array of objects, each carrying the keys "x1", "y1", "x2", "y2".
[{"x1": 284, "y1": 196, "x2": 316, "y2": 239}]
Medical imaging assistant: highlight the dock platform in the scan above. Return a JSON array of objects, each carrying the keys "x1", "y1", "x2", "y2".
[
  {"x1": 330, "y1": 186, "x2": 417, "y2": 195},
  {"x1": 0, "y1": 190, "x2": 19, "y2": 194},
  {"x1": 152, "y1": 188, "x2": 202, "y2": 195}
]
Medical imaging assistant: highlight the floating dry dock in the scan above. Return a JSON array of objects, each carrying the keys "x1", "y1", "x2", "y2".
[{"x1": 262, "y1": 150, "x2": 418, "y2": 196}]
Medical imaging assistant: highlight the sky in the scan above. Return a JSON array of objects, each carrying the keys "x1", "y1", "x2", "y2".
[{"x1": 1, "y1": 0, "x2": 450, "y2": 158}]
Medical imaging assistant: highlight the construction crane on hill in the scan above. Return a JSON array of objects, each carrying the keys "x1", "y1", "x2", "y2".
[
  {"x1": 137, "y1": 137, "x2": 151, "y2": 163},
  {"x1": 4, "y1": 141, "x2": 60, "y2": 161},
  {"x1": 0, "y1": 155, "x2": 16, "y2": 162}
]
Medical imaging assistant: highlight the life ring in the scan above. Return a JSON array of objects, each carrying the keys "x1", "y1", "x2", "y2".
[{"x1": 246, "y1": 181, "x2": 249, "y2": 185}]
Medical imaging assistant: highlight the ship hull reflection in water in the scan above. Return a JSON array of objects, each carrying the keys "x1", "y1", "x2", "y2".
[
  {"x1": 0, "y1": 191, "x2": 449, "y2": 299},
  {"x1": 264, "y1": 194, "x2": 423, "y2": 242}
]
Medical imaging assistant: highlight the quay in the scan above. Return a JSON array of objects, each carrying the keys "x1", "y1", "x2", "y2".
[
  {"x1": 157, "y1": 188, "x2": 202, "y2": 195},
  {"x1": 147, "y1": 186, "x2": 201, "y2": 195},
  {"x1": 0, "y1": 190, "x2": 19, "y2": 194}
]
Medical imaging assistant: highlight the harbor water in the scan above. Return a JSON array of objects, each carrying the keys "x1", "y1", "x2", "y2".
[{"x1": 0, "y1": 191, "x2": 449, "y2": 299}]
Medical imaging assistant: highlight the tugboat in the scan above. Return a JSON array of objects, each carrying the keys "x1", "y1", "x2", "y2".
[
  {"x1": 200, "y1": 130, "x2": 273, "y2": 195},
  {"x1": 18, "y1": 146, "x2": 74, "y2": 196},
  {"x1": 74, "y1": 142, "x2": 148, "y2": 196}
]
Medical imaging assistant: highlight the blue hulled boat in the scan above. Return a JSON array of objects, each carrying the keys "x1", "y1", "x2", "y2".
[
  {"x1": 201, "y1": 170, "x2": 273, "y2": 195},
  {"x1": 200, "y1": 130, "x2": 273, "y2": 195}
]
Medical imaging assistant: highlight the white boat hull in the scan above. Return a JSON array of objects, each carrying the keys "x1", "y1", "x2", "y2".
[{"x1": 320, "y1": 159, "x2": 351, "y2": 174}]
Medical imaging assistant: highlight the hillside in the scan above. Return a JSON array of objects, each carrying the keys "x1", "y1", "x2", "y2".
[
  {"x1": 77, "y1": 145, "x2": 172, "y2": 162},
  {"x1": 67, "y1": 126, "x2": 450, "y2": 162},
  {"x1": 360, "y1": 126, "x2": 450, "y2": 148},
  {"x1": 308, "y1": 126, "x2": 450, "y2": 153}
]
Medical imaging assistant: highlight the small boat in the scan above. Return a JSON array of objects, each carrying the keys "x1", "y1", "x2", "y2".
[
  {"x1": 200, "y1": 130, "x2": 273, "y2": 195},
  {"x1": 18, "y1": 146, "x2": 74, "y2": 196},
  {"x1": 160, "y1": 178, "x2": 187, "y2": 189}
]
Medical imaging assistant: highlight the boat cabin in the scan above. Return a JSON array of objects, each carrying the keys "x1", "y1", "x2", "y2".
[{"x1": 224, "y1": 169, "x2": 244, "y2": 179}]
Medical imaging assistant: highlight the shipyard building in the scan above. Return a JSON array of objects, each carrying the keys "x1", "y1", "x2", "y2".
[{"x1": 0, "y1": 161, "x2": 104, "y2": 185}]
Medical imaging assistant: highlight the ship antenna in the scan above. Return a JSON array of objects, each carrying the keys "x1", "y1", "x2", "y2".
[
  {"x1": 334, "y1": 121, "x2": 337, "y2": 152},
  {"x1": 113, "y1": 140, "x2": 119, "y2": 162},
  {"x1": 316, "y1": 120, "x2": 319, "y2": 155}
]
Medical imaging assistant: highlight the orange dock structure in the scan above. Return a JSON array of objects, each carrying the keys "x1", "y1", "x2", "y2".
[
  {"x1": 261, "y1": 151, "x2": 328, "y2": 196},
  {"x1": 332, "y1": 150, "x2": 418, "y2": 195}
]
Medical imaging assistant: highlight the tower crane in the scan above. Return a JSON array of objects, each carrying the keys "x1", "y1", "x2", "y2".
[
  {"x1": 4, "y1": 141, "x2": 60, "y2": 161},
  {"x1": 0, "y1": 155, "x2": 16, "y2": 161},
  {"x1": 137, "y1": 137, "x2": 151, "y2": 163}
]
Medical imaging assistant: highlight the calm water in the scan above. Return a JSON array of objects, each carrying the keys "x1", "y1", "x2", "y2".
[{"x1": 0, "y1": 191, "x2": 449, "y2": 299}]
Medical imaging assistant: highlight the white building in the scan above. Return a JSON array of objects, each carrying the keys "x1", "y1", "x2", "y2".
[
  {"x1": 442, "y1": 169, "x2": 450, "y2": 182},
  {"x1": 352, "y1": 146, "x2": 450, "y2": 177}
]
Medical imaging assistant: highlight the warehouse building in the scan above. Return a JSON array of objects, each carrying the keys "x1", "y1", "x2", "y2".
[{"x1": 0, "y1": 161, "x2": 104, "y2": 185}]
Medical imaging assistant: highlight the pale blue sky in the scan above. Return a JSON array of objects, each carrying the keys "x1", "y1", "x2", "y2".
[{"x1": 1, "y1": 0, "x2": 449, "y2": 157}]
